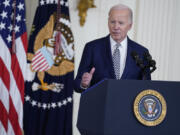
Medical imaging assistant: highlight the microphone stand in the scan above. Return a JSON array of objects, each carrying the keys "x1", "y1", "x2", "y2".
[
  {"x1": 131, "y1": 51, "x2": 156, "y2": 80},
  {"x1": 142, "y1": 61, "x2": 156, "y2": 80}
]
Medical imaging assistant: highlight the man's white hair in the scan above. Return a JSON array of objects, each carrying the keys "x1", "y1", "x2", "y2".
[{"x1": 108, "y1": 4, "x2": 133, "y2": 24}]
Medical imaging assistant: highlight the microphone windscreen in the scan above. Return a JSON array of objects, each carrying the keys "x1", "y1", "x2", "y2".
[
  {"x1": 131, "y1": 51, "x2": 138, "y2": 59},
  {"x1": 144, "y1": 52, "x2": 152, "y2": 60}
]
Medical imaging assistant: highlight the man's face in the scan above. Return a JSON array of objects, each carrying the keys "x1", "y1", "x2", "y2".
[{"x1": 108, "y1": 9, "x2": 132, "y2": 43}]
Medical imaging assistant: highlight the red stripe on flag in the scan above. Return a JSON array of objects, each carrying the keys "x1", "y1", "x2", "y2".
[
  {"x1": 33, "y1": 59, "x2": 46, "y2": 71},
  {"x1": 32, "y1": 54, "x2": 44, "y2": 67},
  {"x1": 43, "y1": 65, "x2": 50, "y2": 71},
  {"x1": 0, "y1": 101, "x2": 8, "y2": 132},
  {"x1": 0, "y1": 58, "x2": 10, "y2": 90},
  {"x1": 38, "y1": 60, "x2": 48, "y2": 68},
  {"x1": 38, "y1": 63, "x2": 49, "y2": 71},
  {"x1": 21, "y1": 32, "x2": 28, "y2": 53},
  {"x1": 34, "y1": 50, "x2": 41, "y2": 55},
  {"x1": 32, "y1": 51, "x2": 41, "y2": 60},
  {"x1": 33, "y1": 51, "x2": 41, "y2": 58},
  {"x1": 9, "y1": 97, "x2": 22, "y2": 135},
  {"x1": 11, "y1": 55, "x2": 24, "y2": 103}
]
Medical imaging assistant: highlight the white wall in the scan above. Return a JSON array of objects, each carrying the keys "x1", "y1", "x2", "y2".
[
  {"x1": 135, "y1": 0, "x2": 180, "y2": 81},
  {"x1": 25, "y1": 0, "x2": 180, "y2": 135}
]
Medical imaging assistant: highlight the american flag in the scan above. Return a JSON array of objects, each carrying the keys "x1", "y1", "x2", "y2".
[{"x1": 0, "y1": 0, "x2": 28, "y2": 135}]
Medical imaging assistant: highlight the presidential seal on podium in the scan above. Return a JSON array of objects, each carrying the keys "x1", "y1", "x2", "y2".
[{"x1": 134, "y1": 89, "x2": 167, "y2": 126}]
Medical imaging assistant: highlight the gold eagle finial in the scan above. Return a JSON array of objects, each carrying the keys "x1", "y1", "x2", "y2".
[{"x1": 77, "y1": 0, "x2": 96, "y2": 26}]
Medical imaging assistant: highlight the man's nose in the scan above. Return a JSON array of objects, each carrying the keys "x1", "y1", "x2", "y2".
[{"x1": 113, "y1": 22, "x2": 120, "y2": 29}]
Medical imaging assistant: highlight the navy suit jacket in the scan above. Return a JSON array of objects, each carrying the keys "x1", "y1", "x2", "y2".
[{"x1": 74, "y1": 35, "x2": 151, "y2": 93}]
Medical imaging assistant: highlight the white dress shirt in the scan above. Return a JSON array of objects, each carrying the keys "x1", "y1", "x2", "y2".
[{"x1": 110, "y1": 36, "x2": 128, "y2": 78}]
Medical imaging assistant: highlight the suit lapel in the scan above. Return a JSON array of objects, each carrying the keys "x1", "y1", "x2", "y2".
[
  {"x1": 121, "y1": 38, "x2": 133, "y2": 79},
  {"x1": 104, "y1": 35, "x2": 116, "y2": 78},
  {"x1": 104, "y1": 36, "x2": 135, "y2": 79}
]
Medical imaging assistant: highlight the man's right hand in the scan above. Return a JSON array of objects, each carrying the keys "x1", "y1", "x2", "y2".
[{"x1": 81, "y1": 67, "x2": 95, "y2": 89}]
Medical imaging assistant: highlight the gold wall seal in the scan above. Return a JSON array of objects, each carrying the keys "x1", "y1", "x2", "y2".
[{"x1": 134, "y1": 89, "x2": 167, "y2": 126}]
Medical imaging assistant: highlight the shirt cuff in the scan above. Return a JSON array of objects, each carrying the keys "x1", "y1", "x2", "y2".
[{"x1": 80, "y1": 83, "x2": 89, "y2": 89}]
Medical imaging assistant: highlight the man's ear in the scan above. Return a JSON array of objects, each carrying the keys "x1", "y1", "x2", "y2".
[{"x1": 128, "y1": 23, "x2": 133, "y2": 30}]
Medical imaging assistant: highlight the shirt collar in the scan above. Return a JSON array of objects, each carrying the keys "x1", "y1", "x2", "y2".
[{"x1": 110, "y1": 36, "x2": 128, "y2": 48}]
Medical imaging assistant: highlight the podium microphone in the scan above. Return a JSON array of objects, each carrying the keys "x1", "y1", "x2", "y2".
[
  {"x1": 143, "y1": 52, "x2": 156, "y2": 73},
  {"x1": 131, "y1": 51, "x2": 145, "y2": 69},
  {"x1": 131, "y1": 51, "x2": 148, "y2": 80}
]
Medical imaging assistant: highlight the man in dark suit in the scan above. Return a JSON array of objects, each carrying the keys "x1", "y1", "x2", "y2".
[{"x1": 74, "y1": 4, "x2": 151, "y2": 93}]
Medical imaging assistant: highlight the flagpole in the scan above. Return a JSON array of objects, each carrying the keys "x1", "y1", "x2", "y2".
[{"x1": 12, "y1": 0, "x2": 17, "y2": 54}]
